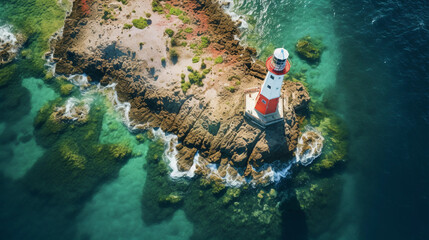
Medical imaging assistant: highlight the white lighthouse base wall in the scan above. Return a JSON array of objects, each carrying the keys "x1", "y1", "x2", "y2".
[{"x1": 244, "y1": 91, "x2": 284, "y2": 128}]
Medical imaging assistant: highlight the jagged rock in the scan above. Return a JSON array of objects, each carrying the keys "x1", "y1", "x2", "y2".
[
  {"x1": 52, "y1": 0, "x2": 311, "y2": 183},
  {"x1": 0, "y1": 27, "x2": 25, "y2": 65}
]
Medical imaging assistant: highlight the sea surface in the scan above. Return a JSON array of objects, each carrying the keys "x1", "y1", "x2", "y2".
[{"x1": 0, "y1": 0, "x2": 428, "y2": 239}]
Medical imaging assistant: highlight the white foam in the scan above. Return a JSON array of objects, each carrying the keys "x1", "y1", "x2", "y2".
[
  {"x1": 64, "y1": 73, "x2": 296, "y2": 186},
  {"x1": 295, "y1": 127, "x2": 324, "y2": 166},
  {"x1": 60, "y1": 96, "x2": 92, "y2": 121},
  {"x1": 0, "y1": 25, "x2": 18, "y2": 52},
  {"x1": 218, "y1": 0, "x2": 249, "y2": 31},
  {"x1": 151, "y1": 128, "x2": 198, "y2": 179},
  {"x1": 96, "y1": 83, "x2": 132, "y2": 128},
  {"x1": 67, "y1": 74, "x2": 90, "y2": 89}
]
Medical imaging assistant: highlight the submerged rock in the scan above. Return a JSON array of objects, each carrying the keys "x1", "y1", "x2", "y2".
[
  {"x1": 295, "y1": 128, "x2": 324, "y2": 166},
  {"x1": 295, "y1": 36, "x2": 324, "y2": 64},
  {"x1": 53, "y1": 97, "x2": 91, "y2": 123}
]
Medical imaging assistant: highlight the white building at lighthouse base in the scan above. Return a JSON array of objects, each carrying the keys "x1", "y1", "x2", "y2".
[{"x1": 244, "y1": 89, "x2": 284, "y2": 128}]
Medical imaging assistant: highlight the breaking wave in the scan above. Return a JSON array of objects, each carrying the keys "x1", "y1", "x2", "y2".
[
  {"x1": 295, "y1": 127, "x2": 324, "y2": 166},
  {"x1": 63, "y1": 73, "x2": 314, "y2": 186}
]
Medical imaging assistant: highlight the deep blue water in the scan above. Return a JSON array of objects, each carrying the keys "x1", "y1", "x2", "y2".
[
  {"x1": 332, "y1": 0, "x2": 429, "y2": 239},
  {"x1": 0, "y1": 0, "x2": 428, "y2": 239}
]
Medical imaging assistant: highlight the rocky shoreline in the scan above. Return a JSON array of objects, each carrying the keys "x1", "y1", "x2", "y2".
[{"x1": 53, "y1": 0, "x2": 311, "y2": 184}]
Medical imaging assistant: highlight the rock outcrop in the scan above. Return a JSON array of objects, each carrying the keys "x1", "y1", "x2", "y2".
[
  {"x1": 0, "y1": 26, "x2": 25, "y2": 65},
  {"x1": 52, "y1": 0, "x2": 311, "y2": 181}
]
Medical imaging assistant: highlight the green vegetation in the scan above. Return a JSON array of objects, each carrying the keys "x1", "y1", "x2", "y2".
[
  {"x1": 145, "y1": 12, "x2": 152, "y2": 18},
  {"x1": 200, "y1": 60, "x2": 206, "y2": 69},
  {"x1": 199, "y1": 36, "x2": 210, "y2": 49},
  {"x1": 151, "y1": 0, "x2": 164, "y2": 13},
  {"x1": 132, "y1": 17, "x2": 149, "y2": 29},
  {"x1": 192, "y1": 56, "x2": 200, "y2": 63},
  {"x1": 165, "y1": 28, "x2": 174, "y2": 37},
  {"x1": 102, "y1": 8, "x2": 116, "y2": 21},
  {"x1": 123, "y1": 23, "x2": 133, "y2": 29},
  {"x1": 169, "y1": 49, "x2": 179, "y2": 61},
  {"x1": 170, "y1": 37, "x2": 179, "y2": 47},
  {"x1": 181, "y1": 73, "x2": 186, "y2": 81},
  {"x1": 166, "y1": 5, "x2": 183, "y2": 16},
  {"x1": 202, "y1": 68, "x2": 211, "y2": 75},
  {"x1": 181, "y1": 81, "x2": 191, "y2": 93},
  {"x1": 225, "y1": 86, "x2": 236, "y2": 93},
  {"x1": 184, "y1": 27, "x2": 193, "y2": 33},
  {"x1": 187, "y1": 66, "x2": 193, "y2": 72},
  {"x1": 161, "y1": 57, "x2": 166, "y2": 65},
  {"x1": 178, "y1": 15, "x2": 190, "y2": 24},
  {"x1": 214, "y1": 56, "x2": 224, "y2": 64},
  {"x1": 117, "y1": 0, "x2": 128, "y2": 4},
  {"x1": 188, "y1": 71, "x2": 205, "y2": 86}
]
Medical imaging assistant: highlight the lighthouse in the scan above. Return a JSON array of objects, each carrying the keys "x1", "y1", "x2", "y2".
[{"x1": 244, "y1": 48, "x2": 290, "y2": 127}]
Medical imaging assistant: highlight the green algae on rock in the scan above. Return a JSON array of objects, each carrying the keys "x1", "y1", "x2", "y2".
[
  {"x1": 23, "y1": 96, "x2": 133, "y2": 204},
  {"x1": 295, "y1": 36, "x2": 325, "y2": 64},
  {"x1": 141, "y1": 138, "x2": 283, "y2": 240}
]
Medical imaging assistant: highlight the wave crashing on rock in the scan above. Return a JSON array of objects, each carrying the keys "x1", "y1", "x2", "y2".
[{"x1": 295, "y1": 127, "x2": 324, "y2": 166}]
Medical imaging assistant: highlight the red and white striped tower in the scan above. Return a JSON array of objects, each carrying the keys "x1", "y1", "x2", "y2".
[{"x1": 254, "y1": 48, "x2": 291, "y2": 115}]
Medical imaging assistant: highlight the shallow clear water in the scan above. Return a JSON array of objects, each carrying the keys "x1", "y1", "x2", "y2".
[{"x1": 0, "y1": 0, "x2": 428, "y2": 239}]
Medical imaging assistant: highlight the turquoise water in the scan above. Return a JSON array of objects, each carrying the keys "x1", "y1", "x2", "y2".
[
  {"x1": 1, "y1": 0, "x2": 428, "y2": 239},
  {"x1": 0, "y1": 78, "x2": 57, "y2": 179},
  {"x1": 76, "y1": 110, "x2": 193, "y2": 240}
]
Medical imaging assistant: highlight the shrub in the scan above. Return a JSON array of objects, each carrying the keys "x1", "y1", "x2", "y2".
[
  {"x1": 214, "y1": 56, "x2": 223, "y2": 64},
  {"x1": 184, "y1": 27, "x2": 193, "y2": 33},
  {"x1": 181, "y1": 73, "x2": 186, "y2": 81},
  {"x1": 181, "y1": 42, "x2": 187, "y2": 47},
  {"x1": 189, "y1": 43, "x2": 197, "y2": 49},
  {"x1": 165, "y1": 28, "x2": 174, "y2": 37},
  {"x1": 123, "y1": 23, "x2": 133, "y2": 29},
  {"x1": 225, "y1": 86, "x2": 236, "y2": 93},
  {"x1": 151, "y1": 0, "x2": 164, "y2": 13},
  {"x1": 170, "y1": 37, "x2": 179, "y2": 46},
  {"x1": 228, "y1": 75, "x2": 240, "y2": 81},
  {"x1": 188, "y1": 71, "x2": 205, "y2": 86},
  {"x1": 192, "y1": 56, "x2": 200, "y2": 63},
  {"x1": 202, "y1": 68, "x2": 211, "y2": 75},
  {"x1": 117, "y1": 0, "x2": 128, "y2": 4},
  {"x1": 200, "y1": 60, "x2": 206, "y2": 69},
  {"x1": 169, "y1": 49, "x2": 179, "y2": 60},
  {"x1": 199, "y1": 36, "x2": 210, "y2": 49},
  {"x1": 146, "y1": 12, "x2": 151, "y2": 18},
  {"x1": 181, "y1": 81, "x2": 191, "y2": 93},
  {"x1": 235, "y1": 81, "x2": 241, "y2": 86},
  {"x1": 132, "y1": 17, "x2": 149, "y2": 29},
  {"x1": 169, "y1": 7, "x2": 183, "y2": 16},
  {"x1": 102, "y1": 9, "x2": 116, "y2": 20},
  {"x1": 161, "y1": 57, "x2": 166, "y2": 65},
  {"x1": 179, "y1": 15, "x2": 190, "y2": 24},
  {"x1": 187, "y1": 66, "x2": 193, "y2": 72}
]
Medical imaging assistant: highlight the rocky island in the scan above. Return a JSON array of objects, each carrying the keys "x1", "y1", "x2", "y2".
[{"x1": 53, "y1": 0, "x2": 314, "y2": 184}]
